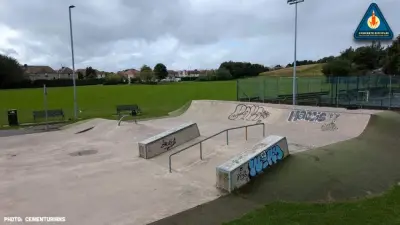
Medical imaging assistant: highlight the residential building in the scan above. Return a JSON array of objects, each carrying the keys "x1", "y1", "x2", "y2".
[
  {"x1": 117, "y1": 69, "x2": 139, "y2": 79},
  {"x1": 57, "y1": 67, "x2": 73, "y2": 79},
  {"x1": 22, "y1": 65, "x2": 58, "y2": 81}
]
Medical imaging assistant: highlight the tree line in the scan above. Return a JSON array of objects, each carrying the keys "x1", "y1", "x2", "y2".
[
  {"x1": 322, "y1": 35, "x2": 400, "y2": 76},
  {"x1": 1, "y1": 34, "x2": 399, "y2": 88}
]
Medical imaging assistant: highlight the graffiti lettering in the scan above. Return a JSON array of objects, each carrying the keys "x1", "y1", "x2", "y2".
[
  {"x1": 236, "y1": 166, "x2": 250, "y2": 182},
  {"x1": 228, "y1": 104, "x2": 270, "y2": 122},
  {"x1": 288, "y1": 110, "x2": 340, "y2": 131},
  {"x1": 160, "y1": 137, "x2": 176, "y2": 151},
  {"x1": 321, "y1": 122, "x2": 338, "y2": 131},
  {"x1": 249, "y1": 145, "x2": 284, "y2": 177},
  {"x1": 288, "y1": 110, "x2": 330, "y2": 122}
]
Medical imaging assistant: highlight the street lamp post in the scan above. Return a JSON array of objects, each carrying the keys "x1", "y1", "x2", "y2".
[
  {"x1": 69, "y1": 5, "x2": 77, "y2": 120},
  {"x1": 287, "y1": 0, "x2": 304, "y2": 107}
]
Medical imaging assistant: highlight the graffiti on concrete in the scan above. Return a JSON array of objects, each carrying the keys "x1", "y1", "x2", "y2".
[
  {"x1": 321, "y1": 113, "x2": 340, "y2": 131},
  {"x1": 160, "y1": 137, "x2": 176, "y2": 151},
  {"x1": 236, "y1": 166, "x2": 250, "y2": 183},
  {"x1": 321, "y1": 122, "x2": 338, "y2": 131},
  {"x1": 228, "y1": 104, "x2": 270, "y2": 123},
  {"x1": 249, "y1": 144, "x2": 284, "y2": 177},
  {"x1": 287, "y1": 109, "x2": 340, "y2": 131}
]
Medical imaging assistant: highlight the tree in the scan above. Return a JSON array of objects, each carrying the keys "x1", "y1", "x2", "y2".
[
  {"x1": 0, "y1": 54, "x2": 24, "y2": 88},
  {"x1": 383, "y1": 35, "x2": 400, "y2": 75},
  {"x1": 85, "y1": 67, "x2": 97, "y2": 79},
  {"x1": 77, "y1": 72, "x2": 84, "y2": 80},
  {"x1": 322, "y1": 58, "x2": 353, "y2": 76},
  {"x1": 139, "y1": 64, "x2": 154, "y2": 82},
  {"x1": 216, "y1": 68, "x2": 232, "y2": 80},
  {"x1": 153, "y1": 63, "x2": 168, "y2": 80},
  {"x1": 219, "y1": 61, "x2": 269, "y2": 78}
]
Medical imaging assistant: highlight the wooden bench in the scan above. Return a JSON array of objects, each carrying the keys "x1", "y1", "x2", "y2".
[
  {"x1": 116, "y1": 104, "x2": 141, "y2": 117},
  {"x1": 33, "y1": 109, "x2": 64, "y2": 122}
]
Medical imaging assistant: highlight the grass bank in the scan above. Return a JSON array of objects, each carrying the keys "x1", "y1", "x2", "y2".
[{"x1": 260, "y1": 64, "x2": 325, "y2": 77}]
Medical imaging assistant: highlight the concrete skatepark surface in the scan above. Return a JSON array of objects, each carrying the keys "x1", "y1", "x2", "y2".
[{"x1": 0, "y1": 100, "x2": 381, "y2": 225}]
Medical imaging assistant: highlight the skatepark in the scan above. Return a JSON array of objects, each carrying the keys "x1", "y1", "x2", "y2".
[{"x1": 0, "y1": 100, "x2": 395, "y2": 225}]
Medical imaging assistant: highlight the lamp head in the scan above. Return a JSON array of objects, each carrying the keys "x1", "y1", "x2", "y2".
[{"x1": 69, "y1": 5, "x2": 75, "y2": 9}]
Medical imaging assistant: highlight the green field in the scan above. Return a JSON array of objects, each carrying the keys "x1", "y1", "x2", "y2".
[{"x1": 0, "y1": 81, "x2": 236, "y2": 126}]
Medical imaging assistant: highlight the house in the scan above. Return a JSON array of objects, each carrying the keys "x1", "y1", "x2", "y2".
[
  {"x1": 22, "y1": 65, "x2": 58, "y2": 81},
  {"x1": 57, "y1": 67, "x2": 74, "y2": 79},
  {"x1": 117, "y1": 69, "x2": 139, "y2": 79}
]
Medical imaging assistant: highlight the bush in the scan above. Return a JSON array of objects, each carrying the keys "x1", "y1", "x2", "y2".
[
  {"x1": 1, "y1": 78, "x2": 105, "y2": 89},
  {"x1": 180, "y1": 77, "x2": 197, "y2": 81},
  {"x1": 322, "y1": 58, "x2": 353, "y2": 76},
  {"x1": 103, "y1": 75, "x2": 123, "y2": 85}
]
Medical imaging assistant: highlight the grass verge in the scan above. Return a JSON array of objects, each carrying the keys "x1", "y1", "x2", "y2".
[{"x1": 224, "y1": 185, "x2": 400, "y2": 225}]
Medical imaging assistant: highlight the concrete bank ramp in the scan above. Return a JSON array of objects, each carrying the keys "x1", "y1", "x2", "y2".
[{"x1": 146, "y1": 100, "x2": 379, "y2": 152}]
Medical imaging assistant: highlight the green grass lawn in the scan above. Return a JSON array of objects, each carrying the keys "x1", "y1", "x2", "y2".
[
  {"x1": 0, "y1": 81, "x2": 236, "y2": 126},
  {"x1": 224, "y1": 185, "x2": 400, "y2": 225}
]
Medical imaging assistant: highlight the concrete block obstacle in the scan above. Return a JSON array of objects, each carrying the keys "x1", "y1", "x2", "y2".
[
  {"x1": 138, "y1": 122, "x2": 200, "y2": 159},
  {"x1": 216, "y1": 135, "x2": 289, "y2": 192}
]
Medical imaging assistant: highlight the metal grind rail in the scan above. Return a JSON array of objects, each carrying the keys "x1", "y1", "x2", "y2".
[{"x1": 168, "y1": 123, "x2": 265, "y2": 173}]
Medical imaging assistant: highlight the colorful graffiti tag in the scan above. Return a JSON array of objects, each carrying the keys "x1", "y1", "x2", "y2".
[{"x1": 249, "y1": 144, "x2": 284, "y2": 177}]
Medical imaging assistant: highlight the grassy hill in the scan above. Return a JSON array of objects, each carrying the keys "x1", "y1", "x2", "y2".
[{"x1": 260, "y1": 63, "x2": 325, "y2": 77}]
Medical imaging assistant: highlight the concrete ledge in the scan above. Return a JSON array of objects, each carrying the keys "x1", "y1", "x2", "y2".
[
  {"x1": 138, "y1": 122, "x2": 200, "y2": 159},
  {"x1": 216, "y1": 135, "x2": 289, "y2": 192}
]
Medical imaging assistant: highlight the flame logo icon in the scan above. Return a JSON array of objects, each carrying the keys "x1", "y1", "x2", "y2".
[{"x1": 367, "y1": 10, "x2": 380, "y2": 29}]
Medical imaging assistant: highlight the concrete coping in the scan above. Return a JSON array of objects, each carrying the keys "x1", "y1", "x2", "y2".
[{"x1": 217, "y1": 135, "x2": 285, "y2": 172}]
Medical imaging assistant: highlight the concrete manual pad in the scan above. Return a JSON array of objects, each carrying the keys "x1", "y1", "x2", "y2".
[{"x1": 0, "y1": 100, "x2": 380, "y2": 225}]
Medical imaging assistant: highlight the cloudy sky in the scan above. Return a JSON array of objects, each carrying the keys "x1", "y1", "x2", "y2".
[{"x1": 0, "y1": 0, "x2": 399, "y2": 72}]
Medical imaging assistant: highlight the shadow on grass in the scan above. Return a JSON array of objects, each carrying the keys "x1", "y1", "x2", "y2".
[{"x1": 150, "y1": 111, "x2": 400, "y2": 225}]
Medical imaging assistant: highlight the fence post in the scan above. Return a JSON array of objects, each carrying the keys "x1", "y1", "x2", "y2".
[
  {"x1": 263, "y1": 78, "x2": 266, "y2": 102},
  {"x1": 389, "y1": 75, "x2": 392, "y2": 109},
  {"x1": 236, "y1": 79, "x2": 239, "y2": 101},
  {"x1": 336, "y1": 77, "x2": 339, "y2": 108},
  {"x1": 200, "y1": 142, "x2": 203, "y2": 160}
]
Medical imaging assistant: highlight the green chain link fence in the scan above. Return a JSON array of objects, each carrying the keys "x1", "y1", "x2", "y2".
[{"x1": 237, "y1": 75, "x2": 400, "y2": 109}]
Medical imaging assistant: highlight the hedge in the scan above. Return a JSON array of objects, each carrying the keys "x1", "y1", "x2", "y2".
[{"x1": 1, "y1": 78, "x2": 106, "y2": 89}]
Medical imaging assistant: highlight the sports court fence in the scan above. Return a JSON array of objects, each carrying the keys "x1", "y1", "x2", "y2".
[{"x1": 237, "y1": 75, "x2": 400, "y2": 109}]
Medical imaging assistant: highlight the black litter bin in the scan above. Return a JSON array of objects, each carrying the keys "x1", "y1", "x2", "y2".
[
  {"x1": 131, "y1": 109, "x2": 137, "y2": 116},
  {"x1": 7, "y1": 109, "x2": 19, "y2": 126}
]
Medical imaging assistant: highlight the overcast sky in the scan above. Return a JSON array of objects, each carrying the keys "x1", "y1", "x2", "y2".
[{"x1": 0, "y1": 0, "x2": 399, "y2": 72}]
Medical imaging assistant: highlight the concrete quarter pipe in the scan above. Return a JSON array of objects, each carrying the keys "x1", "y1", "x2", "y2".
[{"x1": 0, "y1": 100, "x2": 379, "y2": 225}]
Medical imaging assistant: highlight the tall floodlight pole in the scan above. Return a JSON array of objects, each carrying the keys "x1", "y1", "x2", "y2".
[
  {"x1": 287, "y1": 0, "x2": 304, "y2": 106},
  {"x1": 69, "y1": 5, "x2": 77, "y2": 120}
]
